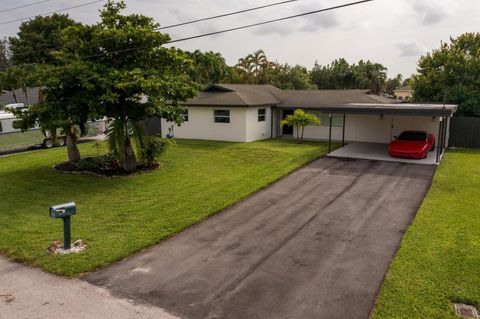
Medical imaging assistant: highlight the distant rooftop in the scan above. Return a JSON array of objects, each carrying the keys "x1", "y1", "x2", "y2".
[
  {"x1": 0, "y1": 88, "x2": 39, "y2": 106},
  {"x1": 394, "y1": 86, "x2": 412, "y2": 92}
]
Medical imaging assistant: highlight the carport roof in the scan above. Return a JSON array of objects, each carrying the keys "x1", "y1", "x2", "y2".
[{"x1": 280, "y1": 103, "x2": 457, "y2": 116}]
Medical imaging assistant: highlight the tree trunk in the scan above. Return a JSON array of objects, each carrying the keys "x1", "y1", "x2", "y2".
[
  {"x1": 66, "y1": 132, "x2": 81, "y2": 164},
  {"x1": 22, "y1": 86, "x2": 29, "y2": 106},
  {"x1": 300, "y1": 126, "x2": 305, "y2": 144},
  {"x1": 12, "y1": 89, "x2": 18, "y2": 103},
  {"x1": 122, "y1": 135, "x2": 137, "y2": 171}
]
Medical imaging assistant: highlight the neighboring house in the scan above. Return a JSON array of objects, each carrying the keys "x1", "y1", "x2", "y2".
[
  {"x1": 159, "y1": 84, "x2": 455, "y2": 146},
  {"x1": 0, "y1": 88, "x2": 40, "y2": 108},
  {"x1": 394, "y1": 86, "x2": 413, "y2": 101}
]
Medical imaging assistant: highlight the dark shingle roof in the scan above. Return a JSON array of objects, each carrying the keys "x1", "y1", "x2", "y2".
[
  {"x1": 0, "y1": 88, "x2": 40, "y2": 107},
  {"x1": 277, "y1": 90, "x2": 398, "y2": 108},
  {"x1": 181, "y1": 84, "x2": 456, "y2": 116},
  {"x1": 182, "y1": 85, "x2": 398, "y2": 108},
  {"x1": 182, "y1": 84, "x2": 282, "y2": 106}
]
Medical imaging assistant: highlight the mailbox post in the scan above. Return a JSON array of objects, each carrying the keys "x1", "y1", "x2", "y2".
[{"x1": 50, "y1": 202, "x2": 76, "y2": 250}]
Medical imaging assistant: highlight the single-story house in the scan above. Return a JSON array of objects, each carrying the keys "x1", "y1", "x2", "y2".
[
  {"x1": 154, "y1": 84, "x2": 456, "y2": 164},
  {"x1": 0, "y1": 88, "x2": 40, "y2": 107},
  {"x1": 394, "y1": 86, "x2": 413, "y2": 101}
]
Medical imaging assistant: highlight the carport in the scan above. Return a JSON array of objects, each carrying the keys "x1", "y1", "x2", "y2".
[
  {"x1": 322, "y1": 103, "x2": 457, "y2": 164},
  {"x1": 277, "y1": 103, "x2": 457, "y2": 165}
]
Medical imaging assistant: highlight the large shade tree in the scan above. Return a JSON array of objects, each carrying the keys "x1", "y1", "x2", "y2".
[
  {"x1": 10, "y1": 62, "x2": 103, "y2": 163},
  {"x1": 61, "y1": 0, "x2": 196, "y2": 170},
  {"x1": 270, "y1": 64, "x2": 315, "y2": 90},
  {"x1": 187, "y1": 50, "x2": 228, "y2": 86},
  {"x1": 9, "y1": 14, "x2": 79, "y2": 65},
  {"x1": 310, "y1": 58, "x2": 388, "y2": 94},
  {"x1": 412, "y1": 32, "x2": 480, "y2": 116},
  {"x1": 385, "y1": 74, "x2": 403, "y2": 96},
  {"x1": 0, "y1": 38, "x2": 10, "y2": 72}
]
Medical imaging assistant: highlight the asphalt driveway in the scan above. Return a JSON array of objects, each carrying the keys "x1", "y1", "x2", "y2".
[{"x1": 83, "y1": 157, "x2": 435, "y2": 319}]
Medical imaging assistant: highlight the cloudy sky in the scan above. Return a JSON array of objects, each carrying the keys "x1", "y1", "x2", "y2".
[{"x1": 0, "y1": 0, "x2": 479, "y2": 77}]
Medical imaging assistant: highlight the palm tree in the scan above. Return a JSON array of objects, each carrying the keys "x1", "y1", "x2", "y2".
[
  {"x1": 107, "y1": 118, "x2": 145, "y2": 171},
  {"x1": 236, "y1": 57, "x2": 254, "y2": 83},
  {"x1": 248, "y1": 50, "x2": 268, "y2": 83},
  {"x1": 355, "y1": 60, "x2": 387, "y2": 95},
  {"x1": 281, "y1": 109, "x2": 320, "y2": 144}
]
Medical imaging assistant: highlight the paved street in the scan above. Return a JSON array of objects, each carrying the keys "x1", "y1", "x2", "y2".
[{"x1": 0, "y1": 256, "x2": 177, "y2": 319}]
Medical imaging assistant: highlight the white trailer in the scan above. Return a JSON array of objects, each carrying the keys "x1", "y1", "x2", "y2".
[{"x1": 0, "y1": 105, "x2": 106, "y2": 152}]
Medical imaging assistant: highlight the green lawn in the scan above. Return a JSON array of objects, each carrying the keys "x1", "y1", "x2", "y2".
[
  {"x1": 372, "y1": 149, "x2": 480, "y2": 318},
  {"x1": 0, "y1": 129, "x2": 44, "y2": 151},
  {"x1": 0, "y1": 139, "x2": 332, "y2": 276}
]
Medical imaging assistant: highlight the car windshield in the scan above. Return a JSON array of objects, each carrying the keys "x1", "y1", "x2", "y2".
[{"x1": 398, "y1": 131, "x2": 427, "y2": 141}]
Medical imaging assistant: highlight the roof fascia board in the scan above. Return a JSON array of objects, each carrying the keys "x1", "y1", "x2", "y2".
[{"x1": 276, "y1": 106, "x2": 456, "y2": 116}]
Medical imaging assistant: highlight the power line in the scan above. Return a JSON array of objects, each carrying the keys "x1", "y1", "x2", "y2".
[
  {"x1": 14, "y1": 0, "x2": 374, "y2": 63},
  {"x1": 167, "y1": 0, "x2": 374, "y2": 44},
  {"x1": 13, "y1": 0, "x2": 300, "y2": 58},
  {"x1": 0, "y1": 0, "x2": 56, "y2": 13},
  {"x1": 157, "y1": 0, "x2": 300, "y2": 30},
  {"x1": 0, "y1": 0, "x2": 104, "y2": 25},
  {"x1": 79, "y1": 0, "x2": 374, "y2": 59}
]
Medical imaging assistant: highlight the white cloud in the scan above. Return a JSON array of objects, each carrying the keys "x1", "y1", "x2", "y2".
[
  {"x1": 412, "y1": 0, "x2": 451, "y2": 25},
  {"x1": 396, "y1": 41, "x2": 426, "y2": 57},
  {"x1": 300, "y1": 11, "x2": 338, "y2": 32},
  {"x1": 0, "y1": 0, "x2": 478, "y2": 78}
]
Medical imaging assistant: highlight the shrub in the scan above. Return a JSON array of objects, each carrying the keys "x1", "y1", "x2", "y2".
[
  {"x1": 77, "y1": 154, "x2": 117, "y2": 171},
  {"x1": 77, "y1": 156, "x2": 106, "y2": 171},
  {"x1": 139, "y1": 135, "x2": 174, "y2": 167}
]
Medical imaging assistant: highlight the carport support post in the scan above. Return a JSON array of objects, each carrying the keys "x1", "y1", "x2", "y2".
[
  {"x1": 436, "y1": 117, "x2": 443, "y2": 164},
  {"x1": 328, "y1": 113, "x2": 333, "y2": 153},
  {"x1": 442, "y1": 116, "x2": 448, "y2": 153},
  {"x1": 342, "y1": 114, "x2": 346, "y2": 146}
]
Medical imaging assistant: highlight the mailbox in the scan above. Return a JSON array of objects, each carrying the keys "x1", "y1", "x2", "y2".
[
  {"x1": 50, "y1": 202, "x2": 76, "y2": 219},
  {"x1": 49, "y1": 202, "x2": 76, "y2": 250}
]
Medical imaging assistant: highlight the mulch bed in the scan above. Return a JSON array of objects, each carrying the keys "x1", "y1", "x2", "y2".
[{"x1": 54, "y1": 161, "x2": 159, "y2": 178}]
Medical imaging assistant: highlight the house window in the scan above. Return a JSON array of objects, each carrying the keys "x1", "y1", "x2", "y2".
[
  {"x1": 258, "y1": 108, "x2": 266, "y2": 122},
  {"x1": 319, "y1": 112, "x2": 343, "y2": 127},
  {"x1": 182, "y1": 108, "x2": 189, "y2": 122},
  {"x1": 214, "y1": 109, "x2": 230, "y2": 123}
]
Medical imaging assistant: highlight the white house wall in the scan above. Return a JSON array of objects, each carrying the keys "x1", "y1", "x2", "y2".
[
  {"x1": 245, "y1": 107, "x2": 272, "y2": 142},
  {"x1": 161, "y1": 107, "x2": 247, "y2": 142}
]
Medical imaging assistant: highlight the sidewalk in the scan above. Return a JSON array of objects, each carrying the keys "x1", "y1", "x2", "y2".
[{"x1": 0, "y1": 256, "x2": 179, "y2": 319}]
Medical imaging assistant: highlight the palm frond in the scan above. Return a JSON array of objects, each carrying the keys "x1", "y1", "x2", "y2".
[
  {"x1": 106, "y1": 118, "x2": 126, "y2": 160},
  {"x1": 129, "y1": 120, "x2": 145, "y2": 156}
]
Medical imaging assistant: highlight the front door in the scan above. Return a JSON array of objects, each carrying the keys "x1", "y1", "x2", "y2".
[{"x1": 282, "y1": 110, "x2": 294, "y2": 135}]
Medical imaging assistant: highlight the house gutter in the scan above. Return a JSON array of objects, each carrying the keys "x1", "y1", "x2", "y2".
[{"x1": 270, "y1": 106, "x2": 274, "y2": 139}]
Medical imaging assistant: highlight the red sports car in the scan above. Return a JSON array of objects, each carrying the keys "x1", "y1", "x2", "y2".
[{"x1": 389, "y1": 131, "x2": 436, "y2": 159}]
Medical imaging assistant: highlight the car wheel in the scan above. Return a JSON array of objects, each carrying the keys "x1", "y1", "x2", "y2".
[
  {"x1": 43, "y1": 139, "x2": 54, "y2": 148},
  {"x1": 56, "y1": 137, "x2": 66, "y2": 147},
  {"x1": 430, "y1": 143, "x2": 435, "y2": 152}
]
